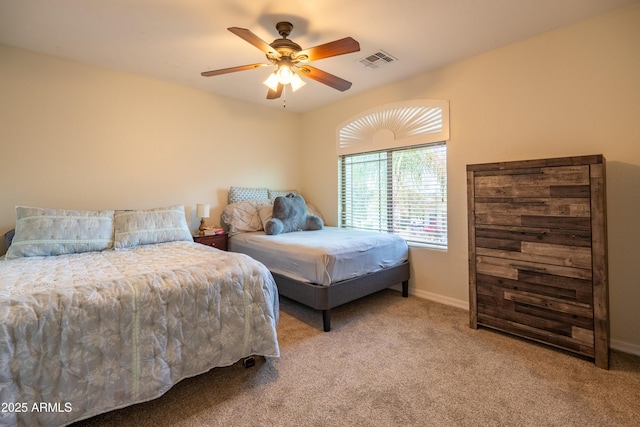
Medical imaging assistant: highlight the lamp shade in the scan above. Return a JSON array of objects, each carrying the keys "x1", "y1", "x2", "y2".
[
  {"x1": 290, "y1": 73, "x2": 306, "y2": 92},
  {"x1": 263, "y1": 72, "x2": 279, "y2": 91},
  {"x1": 196, "y1": 204, "x2": 210, "y2": 218}
]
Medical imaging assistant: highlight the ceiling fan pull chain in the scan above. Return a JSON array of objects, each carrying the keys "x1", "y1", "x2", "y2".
[{"x1": 282, "y1": 85, "x2": 287, "y2": 108}]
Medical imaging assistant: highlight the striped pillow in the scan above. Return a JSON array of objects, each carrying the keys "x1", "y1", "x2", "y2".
[
  {"x1": 5, "y1": 206, "x2": 114, "y2": 259},
  {"x1": 113, "y1": 205, "x2": 192, "y2": 249}
]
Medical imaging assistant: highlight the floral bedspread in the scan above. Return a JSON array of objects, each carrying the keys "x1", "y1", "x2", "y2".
[{"x1": 0, "y1": 241, "x2": 279, "y2": 426}]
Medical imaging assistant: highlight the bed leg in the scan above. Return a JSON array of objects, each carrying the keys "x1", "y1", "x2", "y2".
[
  {"x1": 322, "y1": 310, "x2": 331, "y2": 332},
  {"x1": 243, "y1": 356, "x2": 256, "y2": 368},
  {"x1": 402, "y1": 280, "x2": 409, "y2": 298}
]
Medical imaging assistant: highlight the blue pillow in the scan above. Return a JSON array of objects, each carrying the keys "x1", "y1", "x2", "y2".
[
  {"x1": 113, "y1": 205, "x2": 192, "y2": 249},
  {"x1": 5, "y1": 207, "x2": 114, "y2": 259}
]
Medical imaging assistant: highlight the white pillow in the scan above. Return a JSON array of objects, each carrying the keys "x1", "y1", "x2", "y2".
[
  {"x1": 221, "y1": 199, "x2": 272, "y2": 236},
  {"x1": 6, "y1": 206, "x2": 114, "y2": 259},
  {"x1": 306, "y1": 202, "x2": 326, "y2": 224},
  {"x1": 113, "y1": 205, "x2": 192, "y2": 249},
  {"x1": 257, "y1": 204, "x2": 273, "y2": 229}
]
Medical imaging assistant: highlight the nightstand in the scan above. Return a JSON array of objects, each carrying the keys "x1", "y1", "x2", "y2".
[{"x1": 192, "y1": 232, "x2": 228, "y2": 251}]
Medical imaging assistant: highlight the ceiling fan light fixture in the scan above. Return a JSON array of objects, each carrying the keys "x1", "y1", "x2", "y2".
[
  {"x1": 263, "y1": 72, "x2": 280, "y2": 91},
  {"x1": 204, "y1": 22, "x2": 360, "y2": 100},
  {"x1": 263, "y1": 66, "x2": 306, "y2": 92},
  {"x1": 290, "y1": 73, "x2": 306, "y2": 92},
  {"x1": 276, "y1": 63, "x2": 293, "y2": 84}
]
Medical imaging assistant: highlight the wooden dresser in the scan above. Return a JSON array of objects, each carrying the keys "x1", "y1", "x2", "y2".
[{"x1": 466, "y1": 155, "x2": 609, "y2": 368}]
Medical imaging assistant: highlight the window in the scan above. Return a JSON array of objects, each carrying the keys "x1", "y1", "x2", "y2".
[
  {"x1": 339, "y1": 142, "x2": 447, "y2": 247},
  {"x1": 336, "y1": 99, "x2": 449, "y2": 248}
]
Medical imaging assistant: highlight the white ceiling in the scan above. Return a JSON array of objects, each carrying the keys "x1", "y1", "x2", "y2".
[{"x1": 1, "y1": 0, "x2": 636, "y2": 113}]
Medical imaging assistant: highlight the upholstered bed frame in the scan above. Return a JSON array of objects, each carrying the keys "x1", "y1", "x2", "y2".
[
  {"x1": 272, "y1": 261, "x2": 410, "y2": 331},
  {"x1": 222, "y1": 186, "x2": 411, "y2": 332}
]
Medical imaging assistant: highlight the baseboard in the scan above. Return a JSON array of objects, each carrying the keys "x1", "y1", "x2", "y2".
[
  {"x1": 410, "y1": 288, "x2": 469, "y2": 310},
  {"x1": 403, "y1": 287, "x2": 640, "y2": 357},
  {"x1": 610, "y1": 339, "x2": 640, "y2": 357}
]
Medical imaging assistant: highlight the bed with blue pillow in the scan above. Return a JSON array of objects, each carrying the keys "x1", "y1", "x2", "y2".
[
  {"x1": 0, "y1": 205, "x2": 280, "y2": 427},
  {"x1": 222, "y1": 187, "x2": 410, "y2": 332}
]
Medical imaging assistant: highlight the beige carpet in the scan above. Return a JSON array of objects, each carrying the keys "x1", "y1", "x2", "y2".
[{"x1": 73, "y1": 290, "x2": 640, "y2": 427}]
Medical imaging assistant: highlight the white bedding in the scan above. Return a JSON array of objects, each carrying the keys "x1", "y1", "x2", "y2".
[
  {"x1": 229, "y1": 227, "x2": 408, "y2": 286},
  {"x1": 0, "y1": 241, "x2": 280, "y2": 427}
]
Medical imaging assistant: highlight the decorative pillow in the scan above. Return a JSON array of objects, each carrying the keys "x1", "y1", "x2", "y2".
[
  {"x1": 268, "y1": 189, "x2": 298, "y2": 200},
  {"x1": 257, "y1": 205, "x2": 273, "y2": 229},
  {"x1": 5, "y1": 206, "x2": 114, "y2": 259},
  {"x1": 221, "y1": 199, "x2": 272, "y2": 236},
  {"x1": 265, "y1": 194, "x2": 324, "y2": 235},
  {"x1": 228, "y1": 186, "x2": 269, "y2": 204},
  {"x1": 113, "y1": 205, "x2": 192, "y2": 249}
]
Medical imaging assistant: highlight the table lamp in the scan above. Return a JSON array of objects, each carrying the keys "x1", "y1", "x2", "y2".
[{"x1": 196, "y1": 204, "x2": 210, "y2": 236}]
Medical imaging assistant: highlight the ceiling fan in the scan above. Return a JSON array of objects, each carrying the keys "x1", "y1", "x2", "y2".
[{"x1": 201, "y1": 21, "x2": 360, "y2": 100}]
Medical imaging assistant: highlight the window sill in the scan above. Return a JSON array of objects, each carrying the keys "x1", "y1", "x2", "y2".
[{"x1": 407, "y1": 241, "x2": 448, "y2": 252}]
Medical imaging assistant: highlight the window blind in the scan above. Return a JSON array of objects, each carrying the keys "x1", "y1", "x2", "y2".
[{"x1": 339, "y1": 142, "x2": 447, "y2": 247}]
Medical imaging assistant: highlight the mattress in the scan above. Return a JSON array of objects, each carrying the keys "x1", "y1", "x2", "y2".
[
  {"x1": 229, "y1": 227, "x2": 408, "y2": 286},
  {"x1": 0, "y1": 241, "x2": 279, "y2": 427}
]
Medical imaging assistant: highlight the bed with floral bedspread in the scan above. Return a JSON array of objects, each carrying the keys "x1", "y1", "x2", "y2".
[{"x1": 0, "y1": 205, "x2": 279, "y2": 427}]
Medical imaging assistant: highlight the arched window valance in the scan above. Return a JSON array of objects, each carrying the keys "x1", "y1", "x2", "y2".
[{"x1": 337, "y1": 99, "x2": 449, "y2": 155}]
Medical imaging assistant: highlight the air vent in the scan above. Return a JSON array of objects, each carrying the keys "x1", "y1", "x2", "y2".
[{"x1": 358, "y1": 50, "x2": 397, "y2": 69}]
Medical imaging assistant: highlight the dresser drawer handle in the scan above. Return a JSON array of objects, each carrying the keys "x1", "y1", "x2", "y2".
[
  {"x1": 510, "y1": 264, "x2": 547, "y2": 272},
  {"x1": 516, "y1": 201, "x2": 546, "y2": 205}
]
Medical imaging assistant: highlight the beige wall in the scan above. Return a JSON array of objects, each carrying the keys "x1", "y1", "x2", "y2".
[
  {"x1": 300, "y1": 3, "x2": 640, "y2": 353},
  {"x1": 0, "y1": 45, "x2": 301, "y2": 252}
]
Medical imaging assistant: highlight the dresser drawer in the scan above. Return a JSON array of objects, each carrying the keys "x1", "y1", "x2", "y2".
[
  {"x1": 476, "y1": 308, "x2": 595, "y2": 357},
  {"x1": 192, "y1": 233, "x2": 228, "y2": 251},
  {"x1": 473, "y1": 165, "x2": 590, "y2": 198},
  {"x1": 477, "y1": 279, "x2": 595, "y2": 356},
  {"x1": 474, "y1": 197, "x2": 591, "y2": 229},
  {"x1": 475, "y1": 245, "x2": 592, "y2": 278},
  {"x1": 475, "y1": 224, "x2": 591, "y2": 251}
]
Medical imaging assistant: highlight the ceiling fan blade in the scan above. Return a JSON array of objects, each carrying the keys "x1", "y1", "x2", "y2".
[
  {"x1": 293, "y1": 37, "x2": 360, "y2": 62},
  {"x1": 266, "y1": 84, "x2": 283, "y2": 99},
  {"x1": 228, "y1": 27, "x2": 280, "y2": 58},
  {"x1": 201, "y1": 63, "x2": 269, "y2": 77},
  {"x1": 298, "y1": 65, "x2": 352, "y2": 92}
]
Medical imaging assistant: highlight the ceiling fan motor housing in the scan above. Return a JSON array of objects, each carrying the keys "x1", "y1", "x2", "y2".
[
  {"x1": 268, "y1": 22, "x2": 305, "y2": 63},
  {"x1": 276, "y1": 21, "x2": 293, "y2": 38}
]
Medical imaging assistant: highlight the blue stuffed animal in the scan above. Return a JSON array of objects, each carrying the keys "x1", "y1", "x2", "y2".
[{"x1": 265, "y1": 194, "x2": 324, "y2": 235}]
